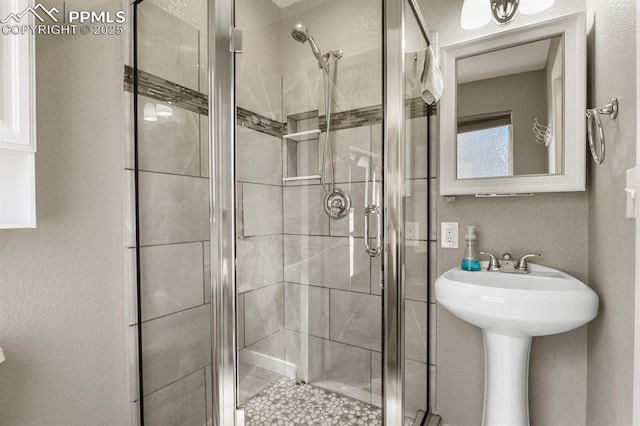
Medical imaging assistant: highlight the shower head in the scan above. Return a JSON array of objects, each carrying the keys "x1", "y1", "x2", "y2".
[
  {"x1": 291, "y1": 23, "x2": 327, "y2": 70},
  {"x1": 291, "y1": 23, "x2": 309, "y2": 43}
]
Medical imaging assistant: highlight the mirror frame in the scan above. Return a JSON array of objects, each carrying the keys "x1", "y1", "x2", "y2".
[{"x1": 439, "y1": 12, "x2": 586, "y2": 195}]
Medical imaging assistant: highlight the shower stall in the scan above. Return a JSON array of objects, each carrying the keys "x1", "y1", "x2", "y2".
[{"x1": 131, "y1": 0, "x2": 434, "y2": 424}]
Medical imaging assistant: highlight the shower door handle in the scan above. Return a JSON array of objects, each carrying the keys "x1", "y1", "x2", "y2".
[{"x1": 364, "y1": 204, "x2": 382, "y2": 257}]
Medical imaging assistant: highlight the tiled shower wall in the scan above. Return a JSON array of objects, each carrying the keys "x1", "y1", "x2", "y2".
[
  {"x1": 125, "y1": 0, "x2": 434, "y2": 421},
  {"x1": 125, "y1": 2, "x2": 212, "y2": 424},
  {"x1": 236, "y1": 0, "x2": 433, "y2": 418}
]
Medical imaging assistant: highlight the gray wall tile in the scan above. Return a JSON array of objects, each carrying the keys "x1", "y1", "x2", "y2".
[
  {"x1": 241, "y1": 183, "x2": 283, "y2": 236},
  {"x1": 138, "y1": 3, "x2": 200, "y2": 90},
  {"x1": 235, "y1": 0, "x2": 282, "y2": 121},
  {"x1": 406, "y1": 116, "x2": 429, "y2": 179},
  {"x1": 429, "y1": 302, "x2": 436, "y2": 366},
  {"x1": 238, "y1": 334, "x2": 285, "y2": 403},
  {"x1": 406, "y1": 242, "x2": 428, "y2": 302},
  {"x1": 238, "y1": 294, "x2": 245, "y2": 349},
  {"x1": 429, "y1": 113, "x2": 438, "y2": 178},
  {"x1": 200, "y1": 115, "x2": 209, "y2": 178},
  {"x1": 326, "y1": 126, "x2": 371, "y2": 184},
  {"x1": 329, "y1": 290, "x2": 381, "y2": 351},
  {"x1": 140, "y1": 242, "x2": 204, "y2": 321},
  {"x1": 283, "y1": 185, "x2": 329, "y2": 235},
  {"x1": 296, "y1": 139, "x2": 320, "y2": 177},
  {"x1": 237, "y1": 235, "x2": 284, "y2": 293},
  {"x1": 405, "y1": 179, "x2": 429, "y2": 241},
  {"x1": 371, "y1": 351, "x2": 382, "y2": 407},
  {"x1": 428, "y1": 241, "x2": 436, "y2": 303},
  {"x1": 139, "y1": 172, "x2": 209, "y2": 246},
  {"x1": 330, "y1": 49, "x2": 383, "y2": 113},
  {"x1": 370, "y1": 256, "x2": 382, "y2": 296},
  {"x1": 237, "y1": 56, "x2": 283, "y2": 123},
  {"x1": 205, "y1": 366, "x2": 212, "y2": 425},
  {"x1": 284, "y1": 235, "x2": 370, "y2": 293},
  {"x1": 372, "y1": 354, "x2": 427, "y2": 417},
  {"x1": 285, "y1": 331, "x2": 371, "y2": 404},
  {"x1": 240, "y1": 331, "x2": 287, "y2": 377},
  {"x1": 404, "y1": 360, "x2": 428, "y2": 418},
  {"x1": 142, "y1": 305, "x2": 212, "y2": 394},
  {"x1": 285, "y1": 283, "x2": 329, "y2": 339},
  {"x1": 405, "y1": 300, "x2": 427, "y2": 363},
  {"x1": 203, "y1": 241, "x2": 211, "y2": 303},
  {"x1": 237, "y1": 126, "x2": 282, "y2": 186},
  {"x1": 238, "y1": 357, "x2": 282, "y2": 405},
  {"x1": 143, "y1": 369, "x2": 207, "y2": 426},
  {"x1": 371, "y1": 124, "x2": 382, "y2": 182},
  {"x1": 244, "y1": 283, "x2": 284, "y2": 346},
  {"x1": 138, "y1": 97, "x2": 200, "y2": 176},
  {"x1": 199, "y1": 32, "x2": 208, "y2": 94}
]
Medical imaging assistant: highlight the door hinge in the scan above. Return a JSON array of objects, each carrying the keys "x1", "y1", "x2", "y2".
[{"x1": 230, "y1": 27, "x2": 243, "y2": 53}]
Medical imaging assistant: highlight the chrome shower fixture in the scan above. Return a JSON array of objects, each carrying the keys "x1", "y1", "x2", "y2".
[{"x1": 291, "y1": 23, "x2": 331, "y2": 70}]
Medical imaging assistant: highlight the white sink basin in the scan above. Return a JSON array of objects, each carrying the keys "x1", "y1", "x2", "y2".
[
  {"x1": 436, "y1": 262, "x2": 599, "y2": 426},
  {"x1": 436, "y1": 262, "x2": 599, "y2": 336}
]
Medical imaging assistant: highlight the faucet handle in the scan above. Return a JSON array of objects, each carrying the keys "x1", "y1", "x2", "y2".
[
  {"x1": 479, "y1": 251, "x2": 500, "y2": 271},
  {"x1": 516, "y1": 253, "x2": 541, "y2": 271}
]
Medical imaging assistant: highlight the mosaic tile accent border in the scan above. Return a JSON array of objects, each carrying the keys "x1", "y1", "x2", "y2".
[
  {"x1": 237, "y1": 108, "x2": 284, "y2": 139},
  {"x1": 124, "y1": 66, "x2": 436, "y2": 138},
  {"x1": 124, "y1": 65, "x2": 208, "y2": 115}
]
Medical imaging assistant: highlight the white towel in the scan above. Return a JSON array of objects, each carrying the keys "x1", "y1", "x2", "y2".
[{"x1": 420, "y1": 46, "x2": 444, "y2": 105}]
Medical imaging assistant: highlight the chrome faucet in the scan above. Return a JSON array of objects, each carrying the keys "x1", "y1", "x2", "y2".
[{"x1": 478, "y1": 251, "x2": 541, "y2": 274}]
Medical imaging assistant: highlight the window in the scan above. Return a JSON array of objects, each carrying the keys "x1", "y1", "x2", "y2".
[{"x1": 456, "y1": 111, "x2": 513, "y2": 179}]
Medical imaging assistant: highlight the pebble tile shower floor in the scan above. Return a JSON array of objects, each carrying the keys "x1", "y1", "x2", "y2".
[{"x1": 243, "y1": 378, "x2": 383, "y2": 425}]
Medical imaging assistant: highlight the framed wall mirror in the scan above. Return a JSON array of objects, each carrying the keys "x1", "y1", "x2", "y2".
[{"x1": 439, "y1": 13, "x2": 586, "y2": 195}]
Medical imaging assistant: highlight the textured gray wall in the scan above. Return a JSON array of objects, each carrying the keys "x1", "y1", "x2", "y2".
[
  {"x1": 0, "y1": 1, "x2": 130, "y2": 424},
  {"x1": 419, "y1": 0, "x2": 590, "y2": 424},
  {"x1": 585, "y1": 0, "x2": 636, "y2": 424}
]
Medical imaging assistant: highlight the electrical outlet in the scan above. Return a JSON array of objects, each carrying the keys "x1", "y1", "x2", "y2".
[
  {"x1": 441, "y1": 222, "x2": 458, "y2": 248},
  {"x1": 406, "y1": 222, "x2": 419, "y2": 247}
]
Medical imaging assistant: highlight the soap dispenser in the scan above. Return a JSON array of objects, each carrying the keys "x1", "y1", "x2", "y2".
[{"x1": 461, "y1": 225, "x2": 481, "y2": 271}]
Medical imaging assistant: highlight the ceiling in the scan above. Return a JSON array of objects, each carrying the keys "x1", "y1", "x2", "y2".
[{"x1": 458, "y1": 38, "x2": 553, "y2": 84}]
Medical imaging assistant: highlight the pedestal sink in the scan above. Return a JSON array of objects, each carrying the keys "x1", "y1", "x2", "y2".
[{"x1": 435, "y1": 262, "x2": 598, "y2": 426}]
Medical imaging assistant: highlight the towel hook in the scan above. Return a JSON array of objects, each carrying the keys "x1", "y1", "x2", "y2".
[{"x1": 586, "y1": 97, "x2": 618, "y2": 165}]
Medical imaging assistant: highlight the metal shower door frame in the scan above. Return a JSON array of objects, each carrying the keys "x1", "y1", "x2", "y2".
[{"x1": 208, "y1": 0, "x2": 427, "y2": 424}]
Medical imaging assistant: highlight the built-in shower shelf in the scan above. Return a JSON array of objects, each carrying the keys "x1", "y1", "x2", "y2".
[
  {"x1": 282, "y1": 175, "x2": 321, "y2": 182},
  {"x1": 282, "y1": 129, "x2": 320, "y2": 142}
]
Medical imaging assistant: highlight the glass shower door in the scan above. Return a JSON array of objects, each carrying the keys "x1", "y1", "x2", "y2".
[
  {"x1": 233, "y1": 0, "x2": 384, "y2": 423},
  {"x1": 210, "y1": 0, "x2": 433, "y2": 424}
]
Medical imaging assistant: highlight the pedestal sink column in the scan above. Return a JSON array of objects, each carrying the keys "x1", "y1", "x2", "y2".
[{"x1": 482, "y1": 330, "x2": 532, "y2": 426}]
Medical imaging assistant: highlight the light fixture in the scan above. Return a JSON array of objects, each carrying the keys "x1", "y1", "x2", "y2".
[
  {"x1": 156, "y1": 104, "x2": 173, "y2": 117},
  {"x1": 461, "y1": 0, "x2": 491, "y2": 30},
  {"x1": 143, "y1": 103, "x2": 158, "y2": 122},
  {"x1": 461, "y1": 0, "x2": 556, "y2": 29},
  {"x1": 491, "y1": 0, "x2": 520, "y2": 26}
]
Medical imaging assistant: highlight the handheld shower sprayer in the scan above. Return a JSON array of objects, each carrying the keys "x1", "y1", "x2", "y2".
[
  {"x1": 290, "y1": 23, "x2": 349, "y2": 219},
  {"x1": 291, "y1": 24, "x2": 329, "y2": 70}
]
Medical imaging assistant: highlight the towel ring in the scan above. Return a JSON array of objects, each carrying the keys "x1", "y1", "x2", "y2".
[{"x1": 586, "y1": 98, "x2": 618, "y2": 165}]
